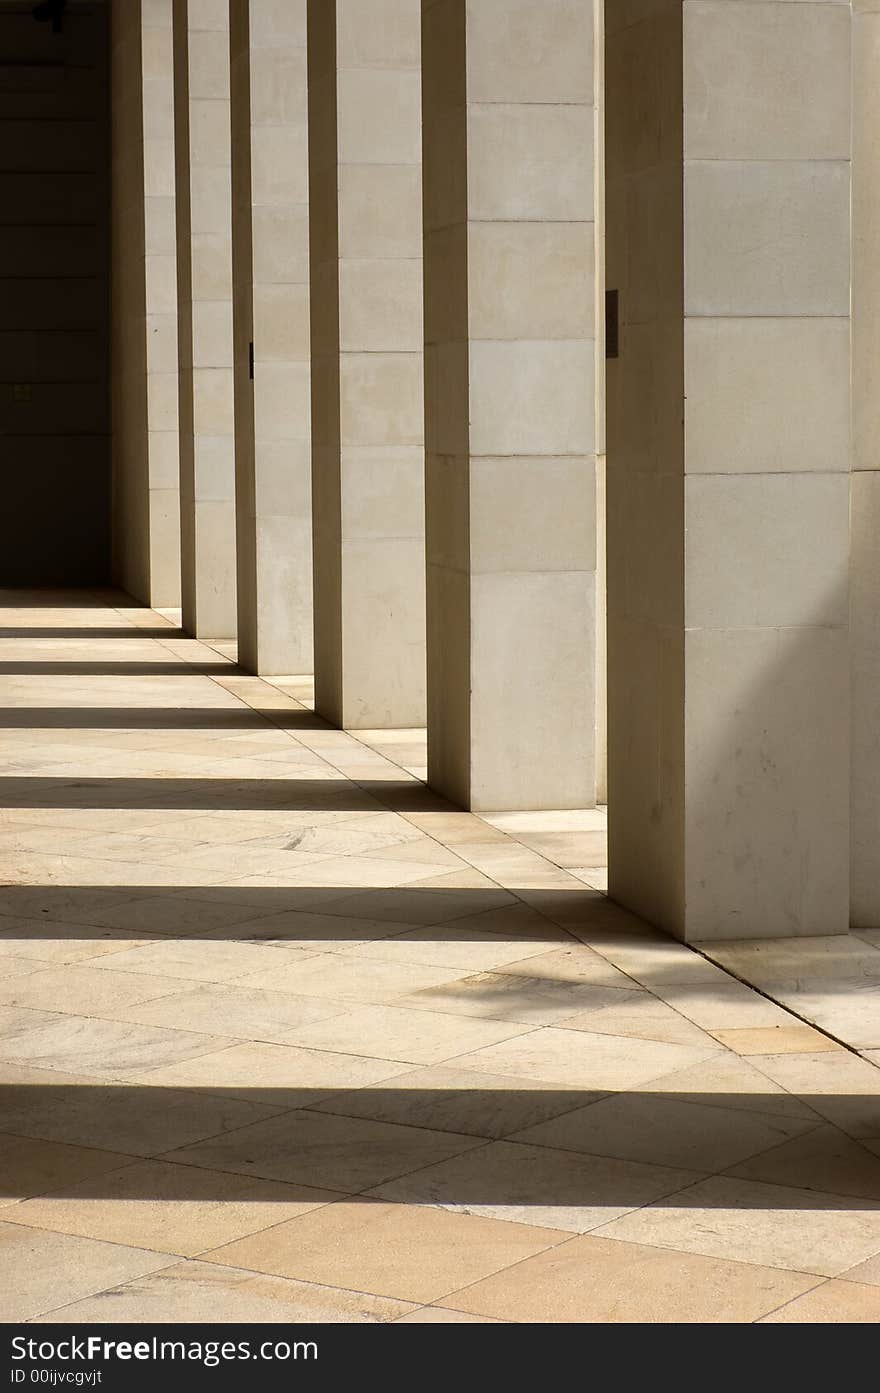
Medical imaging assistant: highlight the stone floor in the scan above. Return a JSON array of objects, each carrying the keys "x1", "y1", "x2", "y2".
[{"x1": 1, "y1": 590, "x2": 880, "y2": 1323}]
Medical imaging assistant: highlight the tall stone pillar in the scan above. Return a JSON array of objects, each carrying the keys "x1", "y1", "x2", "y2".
[
  {"x1": 173, "y1": 0, "x2": 237, "y2": 639},
  {"x1": 110, "y1": 0, "x2": 181, "y2": 607},
  {"x1": 230, "y1": 0, "x2": 313, "y2": 675},
  {"x1": 852, "y1": 0, "x2": 880, "y2": 928},
  {"x1": 421, "y1": 0, "x2": 598, "y2": 810},
  {"x1": 307, "y1": 0, "x2": 425, "y2": 728},
  {"x1": 606, "y1": 1, "x2": 852, "y2": 941}
]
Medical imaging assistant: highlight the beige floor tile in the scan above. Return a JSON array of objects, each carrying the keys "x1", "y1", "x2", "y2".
[
  {"x1": 312, "y1": 1064, "x2": 598, "y2": 1138},
  {"x1": 451, "y1": 1025, "x2": 713, "y2": 1091},
  {"x1": 235, "y1": 953, "x2": 471, "y2": 1004},
  {"x1": 759, "y1": 1279, "x2": 880, "y2": 1323},
  {"x1": 747, "y1": 1050, "x2": 880, "y2": 1138},
  {"x1": 361, "y1": 838, "x2": 467, "y2": 869},
  {"x1": 0, "y1": 1061, "x2": 282, "y2": 1155},
  {"x1": 204, "y1": 908, "x2": 413, "y2": 951},
  {"x1": 399, "y1": 972, "x2": 640, "y2": 1026},
  {"x1": 594, "y1": 1176, "x2": 880, "y2": 1276},
  {"x1": 132, "y1": 1040, "x2": 410, "y2": 1103},
  {"x1": 0, "y1": 1220, "x2": 173, "y2": 1321},
  {"x1": 62, "y1": 894, "x2": 269, "y2": 936},
  {"x1": 343, "y1": 924, "x2": 566, "y2": 973},
  {"x1": 0, "y1": 1011, "x2": 232, "y2": 1079},
  {"x1": 501, "y1": 944, "x2": 634, "y2": 989},
  {"x1": 257, "y1": 814, "x2": 426, "y2": 859},
  {"x1": 760, "y1": 980, "x2": 880, "y2": 1050},
  {"x1": 0, "y1": 964, "x2": 189, "y2": 1016},
  {"x1": 501, "y1": 829, "x2": 608, "y2": 870},
  {"x1": 228, "y1": 856, "x2": 459, "y2": 891},
  {"x1": 562, "y1": 1005, "x2": 721, "y2": 1049},
  {"x1": 88, "y1": 938, "x2": 306, "y2": 984},
  {"x1": 7, "y1": 1160, "x2": 334, "y2": 1257},
  {"x1": 395, "y1": 1306, "x2": 505, "y2": 1323},
  {"x1": 166, "y1": 1108, "x2": 484, "y2": 1192},
  {"x1": 0, "y1": 920, "x2": 152, "y2": 965},
  {"x1": 0, "y1": 957, "x2": 47, "y2": 980},
  {"x1": 711, "y1": 1025, "x2": 841, "y2": 1055},
  {"x1": 840, "y1": 1249, "x2": 880, "y2": 1285},
  {"x1": 651, "y1": 982, "x2": 796, "y2": 1031},
  {"x1": 701, "y1": 935, "x2": 880, "y2": 985},
  {"x1": 106, "y1": 983, "x2": 350, "y2": 1043},
  {"x1": 158, "y1": 847, "x2": 335, "y2": 879},
  {"x1": 584, "y1": 934, "x2": 733, "y2": 987},
  {"x1": 0, "y1": 1133, "x2": 132, "y2": 1207},
  {"x1": 282, "y1": 1004, "x2": 532, "y2": 1066},
  {"x1": 404, "y1": 811, "x2": 511, "y2": 845},
  {"x1": 314, "y1": 884, "x2": 517, "y2": 927},
  {"x1": 513, "y1": 1092, "x2": 815, "y2": 1173},
  {"x1": 0, "y1": 886, "x2": 149, "y2": 924},
  {"x1": 206, "y1": 1197, "x2": 568, "y2": 1304},
  {"x1": 726, "y1": 1125, "x2": 880, "y2": 1201},
  {"x1": 447, "y1": 1232, "x2": 820, "y2": 1323},
  {"x1": 642, "y1": 1053, "x2": 822, "y2": 1122},
  {"x1": 36, "y1": 1259, "x2": 415, "y2": 1323},
  {"x1": 484, "y1": 810, "x2": 608, "y2": 836},
  {"x1": 370, "y1": 1138, "x2": 700, "y2": 1233}
]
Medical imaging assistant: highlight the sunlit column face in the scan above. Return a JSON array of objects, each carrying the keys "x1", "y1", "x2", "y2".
[{"x1": 422, "y1": 0, "x2": 599, "y2": 813}]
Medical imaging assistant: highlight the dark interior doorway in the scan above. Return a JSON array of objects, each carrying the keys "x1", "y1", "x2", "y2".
[{"x1": 0, "y1": 0, "x2": 110, "y2": 585}]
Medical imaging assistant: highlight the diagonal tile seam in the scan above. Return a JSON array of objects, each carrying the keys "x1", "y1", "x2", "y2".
[
  {"x1": 26, "y1": 1261, "x2": 419, "y2": 1327},
  {"x1": 401, "y1": 1227, "x2": 835, "y2": 1321},
  {"x1": 25, "y1": 1261, "x2": 185, "y2": 1325},
  {"x1": 683, "y1": 941, "x2": 880, "y2": 1070},
  {"x1": 582, "y1": 1208, "x2": 880, "y2": 1283},
  {"x1": 102, "y1": 604, "x2": 879, "y2": 1126}
]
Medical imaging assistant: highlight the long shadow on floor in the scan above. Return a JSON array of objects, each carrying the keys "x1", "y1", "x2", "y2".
[
  {"x1": 0, "y1": 709, "x2": 323, "y2": 730},
  {"x1": 0, "y1": 1081, "x2": 877, "y2": 1208},
  {"x1": 0, "y1": 778, "x2": 451, "y2": 811}
]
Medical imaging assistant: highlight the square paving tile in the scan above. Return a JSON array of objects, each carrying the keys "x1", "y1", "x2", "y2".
[
  {"x1": 450, "y1": 1026, "x2": 713, "y2": 1091},
  {"x1": 281, "y1": 1005, "x2": 532, "y2": 1065},
  {"x1": 0, "y1": 1221, "x2": 172, "y2": 1322},
  {"x1": 131, "y1": 1040, "x2": 411, "y2": 1104},
  {"x1": 758, "y1": 1279, "x2": 880, "y2": 1323},
  {"x1": 0, "y1": 1061, "x2": 281, "y2": 1155},
  {"x1": 512, "y1": 1092, "x2": 816, "y2": 1173},
  {"x1": 0, "y1": 1012, "x2": 232, "y2": 1079},
  {"x1": 593, "y1": 1175, "x2": 880, "y2": 1276},
  {"x1": 205, "y1": 1198, "x2": 568, "y2": 1304},
  {"x1": 164, "y1": 1108, "x2": 485, "y2": 1193},
  {"x1": 33, "y1": 1260, "x2": 415, "y2": 1324},
  {"x1": 6, "y1": 1160, "x2": 334, "y2": 1257},
  {"x1": 312, "y1": 1064, "x2": 599, "y2": 1139},
  {"x1": 0, "y1": 1133, "x2": 132, "y2": 1208},
  {"x1": 106, "y1": 983, "x2": 350, "y2": 1043},
  {"x1": 446, "y1": 1232, "x2": 820, "y2": 1323},
  {"x1": 370, "y1": 1138, "x2": 701, "y2": 1233}
]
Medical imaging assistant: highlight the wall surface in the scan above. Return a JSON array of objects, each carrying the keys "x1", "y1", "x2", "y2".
[{"x1": 0, "y1": 0, "x2": 111, "y2": 585}]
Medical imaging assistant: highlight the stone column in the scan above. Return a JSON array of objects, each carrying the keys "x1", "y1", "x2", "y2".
[
  {"x1": 173, "y1": 0, "x2": 237, "y2": 639},
  {"x1": 852, "y1": 0, "x2": 880, "y2": 929},
  {"x1": 606, "y1": 1, "x2": 852, "y2": 941},
  {"x1": 422, "y1": 0, "x2": 598, "y2": 810},
  {"x1": 230, "y1": 0, "x2": 313, "y2": 675},
  {"x1": 308, "y1": 0, "x2": 426, "y2": 728},
  {"x1": 110, "y1": 0, "x2": 181, "y2": 607}
]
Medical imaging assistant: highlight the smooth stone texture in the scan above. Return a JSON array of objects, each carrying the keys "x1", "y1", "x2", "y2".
[
  {"x1": 448, "y1": 1232, "x2": 819, "y2": 1324},
  {"x1": 206, "y1": 1198, "x2": 568, "y2": 1304},
  {"x1": 34, "y1": 1259, "x2": 415, "y2": 1324}
]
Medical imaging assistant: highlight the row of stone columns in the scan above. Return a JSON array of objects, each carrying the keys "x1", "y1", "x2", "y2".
[
  {"x1": 111, "y1": 1, "x2": 872, "y2": 943},
  {"x1": 119, "y1": 0, "x2": 602, "y2": 813}
]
